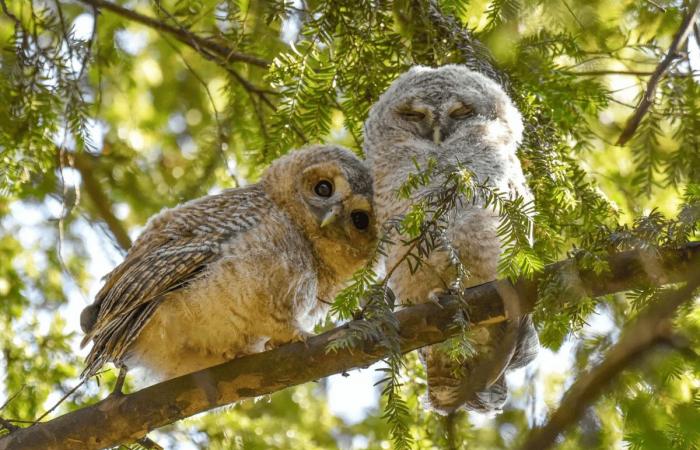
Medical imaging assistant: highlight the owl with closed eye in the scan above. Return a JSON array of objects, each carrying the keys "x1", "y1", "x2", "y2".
[
  {"x1": 80, "y1": 144, "x2": 377, "y2": 382},
  {"x1": 364, "y1": 65, "x2": 539, "y2": 414}
]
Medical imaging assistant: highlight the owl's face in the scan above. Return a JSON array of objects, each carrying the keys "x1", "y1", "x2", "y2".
[
  {"x1": 297, "y1": 158, "x2": 375, "y2": 249},
  {"x1": 263, "y1": 145, "x2": 377, "y2": 255},
  {"x1": 364, "y1": 65, "x2": 523, "y2": 153}
]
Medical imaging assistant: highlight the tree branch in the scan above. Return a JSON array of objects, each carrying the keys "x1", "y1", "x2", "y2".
[
  {"x1": 76, "y1": 0, "x2": 270, "y2": 68},
  {"x1": 0, "y1": 418, "x2": 18, "y2": 434},
  {"x1": 0, "y1": 0, "x2": 21, "y2": 27},
  {"x1": 1, "y1": 243, "x2": 698, "y2": 450},
  {"x1": 73, "y1": 0, "x2": 307, "y2": 143},
  {"x1": 519, "y1": 277, "x2": 700, "y2": 450},
  {"x1": 225, "y1": 67, "x2": 309, "y2": 143},
  {"x1": 425, "y1": 0, "x2": 507, "y2": 87},
  {"x1": 70, "y1": 152, "x2": 132, "y2": 251},
  {"x1": 560, "y1": 69, "x2": 699, "y2": 77},
  {"x1": 616, "y1": 0, "x2": 700, "y2": 146}
]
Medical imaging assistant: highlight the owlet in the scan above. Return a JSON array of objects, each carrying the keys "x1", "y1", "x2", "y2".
[
  {"x1": 80, "y1": 145, "x2": 377, "y2": 381},
  {"x1": 364, "y1": 65, "x2": 539, "y2": 414}
]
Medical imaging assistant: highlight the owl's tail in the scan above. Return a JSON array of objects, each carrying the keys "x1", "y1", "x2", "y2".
[{"x1": 420, "y1": 316, "x2": 539, "y2": 415}]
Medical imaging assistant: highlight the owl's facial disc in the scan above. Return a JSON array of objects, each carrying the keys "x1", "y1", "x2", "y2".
[
  {"x1": 448, "y1": 103, "x2": 475, "y2": 119},
  {"x1": 432, "y1": 102, "x2": 478, "y2": 144},
  {"x1": 395, "y1": 99, "x2": 477, "y2": 145},
  {"x1": 300, "y1": 163, "x2": 374, "y2": 240},
  {"x1": 395, "y1": 102, "x2": 435, "y2": 142},
  {"x1": 320, "y1": 204, "x2": 342, "y2": 228}
]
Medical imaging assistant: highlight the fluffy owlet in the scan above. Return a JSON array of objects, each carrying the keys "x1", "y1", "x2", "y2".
[
  {"x1": 80, "y1": 144, "x2": 377, "y2": 381},
  {"x1": 364, "y1": 65, "x2": 539, "y2": 414}
]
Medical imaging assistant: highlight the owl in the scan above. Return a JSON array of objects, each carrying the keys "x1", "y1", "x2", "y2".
[
  {"x1": 364, "y1": 65, "x2": 539, "y2": 414},
  {"x1": 80, "y1": 144, "x2": 377, "y2": 382}
]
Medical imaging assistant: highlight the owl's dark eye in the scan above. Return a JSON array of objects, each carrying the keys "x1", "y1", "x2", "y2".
[
  {"x1": 399, "y1": 110, "x2": 426, "y2": 121},
  {"x1": 449, "y1": 104, "x2": 475, "y2": 119},
  {"x1": 351, "y1": 211, "x2": 370, "y2": 230},
  {"x1": 314, "y1": 180, "x2": 333, "y2": 197}
]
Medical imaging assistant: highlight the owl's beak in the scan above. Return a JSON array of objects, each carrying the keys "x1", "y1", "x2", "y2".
[
  {"x1": 320, "y1": 204, "x2": 342, "y2": 228},
  {"x1": 433, "y1": 126, "x2": 442, "y2": 145}
]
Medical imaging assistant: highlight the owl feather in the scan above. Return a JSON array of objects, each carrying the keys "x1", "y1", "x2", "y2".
[
  {"x1": 81, "y1": 145, "x2": 377, "y2": 381},
  {"x1": 364, "y1": 65, "x2": 539, "y2": 414}
]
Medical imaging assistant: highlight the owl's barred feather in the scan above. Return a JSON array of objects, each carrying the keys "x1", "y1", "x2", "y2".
[
  {"x1": 365, "y1": 65, "x2": 539, "y2": 414},
  {"x1": 81, "y1": 145, "x2": 376, "y2": 381}
]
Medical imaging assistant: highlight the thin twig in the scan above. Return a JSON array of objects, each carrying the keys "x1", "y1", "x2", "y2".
[
  {"x1": 77, "y1": 0, "x2": 269, "y2": 68},
  {"x1": 34, "y1": 378, "x2": 89, "y2": 423},
  {"x1": 77, "y1": 0, "x2": 312, "y2": 146},
  {"x1": 0, "y1": 0, "x2": 21, "y2": 26},
  {"x1": 560, "y1": 0, "x2": 584, "y2": 31},
  {"x1": 616, "y1": 0, "x2": 700, "y2": 145},
  {"x1": 53, "y1": 0, "x2": 74, "y2": 61},
  {"x1": 0, "y1": 418, "x2": 18, "y2": 433},
  {"x1": 646, "y1": 0, "x2": 667, "y2": 12},
  {"x1": 425, "y1": 0, "x2": 506, "y2": 86},
  {"x1": 159, "y1": 34, "x2": 240, "y2": 186},
  {"x1": 519, "y1": 278, "x2": 700, "y2": 450},
  {"x1": 136, "y1": 436, "x2": 163, "y2": 450},
  {"x1": 0, "y1": 386, "x2": 25, "y2": 412},
  {"x1": 225, "y1": 67, "x2": 308, "y2": 143},
  {"x1": 560, "y1": 69, "x2": 698, "y2": 77},
  {"x1": 77, "y1": 3, "x2": 98, "y2": 82}
]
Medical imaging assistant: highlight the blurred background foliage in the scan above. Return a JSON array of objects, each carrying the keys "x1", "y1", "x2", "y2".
[{"x1": 0, "y1": 0, "x2": 699, "y2": 449}]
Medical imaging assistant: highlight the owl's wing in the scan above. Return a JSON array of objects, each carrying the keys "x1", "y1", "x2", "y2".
[{"x1": 81, "y1": 185, "x2": 270, "y2": 377}]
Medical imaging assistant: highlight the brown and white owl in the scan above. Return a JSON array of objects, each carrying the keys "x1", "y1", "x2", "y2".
[
  {"x1": 80, "y1": 144, "x2": 377, "y2": 382},
  {"x1": 364, "y1": 65, "x2": 539, "y2": 414}
]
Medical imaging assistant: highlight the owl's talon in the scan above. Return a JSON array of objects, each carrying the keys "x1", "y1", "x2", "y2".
[
  {"x1": 293, "y1": 330, "x2": 314, "y2": 349},
  {"x1": 264, "y1": 330, "x2": 313, "y2": 351},
  {"x1": 109, "y1": 366, "x2": 127, "y2": 397},
  {"x1": 428, "y1": 290, "x2": 445, "y2": 309}
]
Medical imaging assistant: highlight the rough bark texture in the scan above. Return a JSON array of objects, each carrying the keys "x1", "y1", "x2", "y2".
[{"x1": 1, "y1": 243, "x2": 698, "y2": 450}]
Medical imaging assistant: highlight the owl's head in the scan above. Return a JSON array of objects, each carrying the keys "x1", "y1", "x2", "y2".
[
  {"x1": 364, "y1": 65, "x2": 523, "y2": 155},
  {"x1": 263, "y1": 144, "x2": 377, "y2": 259}
]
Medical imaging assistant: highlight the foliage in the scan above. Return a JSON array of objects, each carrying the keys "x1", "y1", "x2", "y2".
[{"x1": 1, "y1": 0, "x2": 699, "y2": 449}]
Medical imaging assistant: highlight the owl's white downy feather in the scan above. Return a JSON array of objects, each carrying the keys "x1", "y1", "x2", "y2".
[{"x1": 364, "y1": 65, "x2": 539, "y2": 414}]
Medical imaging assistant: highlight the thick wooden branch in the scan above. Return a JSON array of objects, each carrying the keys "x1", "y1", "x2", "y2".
[
  {"x1": 519, "y1": 276, "x2": 700, "y2": 450},
  {"x1": 616, "y1": 0, "x2": 700, "y2": 145},
  {"x1": 0, "y1": 243, "x2": 698, "y2": 450},
  {"x1": 76, "y1": 0, "x2": 270, "y2": 68}
]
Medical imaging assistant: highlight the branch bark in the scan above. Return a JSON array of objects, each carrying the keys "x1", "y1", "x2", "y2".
[
  {"x1": 616, "y1": 0, "x2": 700, "y2": 145},
  {"x1": 519, "y1": 275, "x2": 700, "y2": 450},
  {"x1": 0, "y1": 243, "x2": 698, "y2": 450},
  {"x1": 76, "y1": 0, "x2": 270, "y2": 68},
  {"x1": 70, "y1": 152, "x2": 132, "y2": 251}
]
